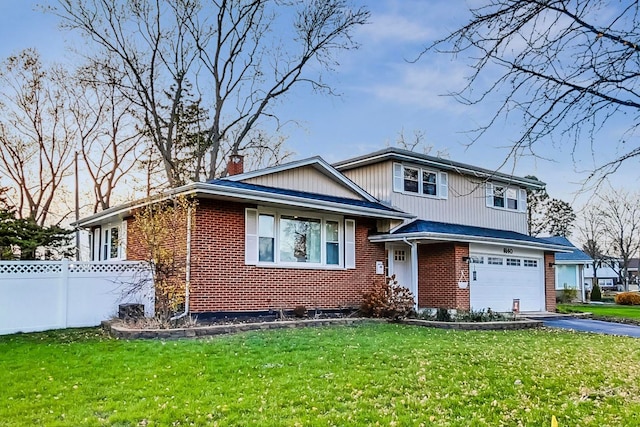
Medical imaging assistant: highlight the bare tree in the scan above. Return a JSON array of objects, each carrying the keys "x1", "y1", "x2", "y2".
[
  {"x1": 52, "y1": 0, "x2": 370, "y2": 187},
  {"x1": 423, "y1": 1, "x2": 640, "y2": 182},
  {"x1": 596, "y1": 188, "x2": 640, "y2": 291},
  {"x1": 579, "y1": 206, "x2": 605, "y2": 287},
  {"x1": 0, "y1": 49, "x2": 75, "y2": 226},
  {"x1": 68, "y1": 65, "x2": 143, "y2": 212}
]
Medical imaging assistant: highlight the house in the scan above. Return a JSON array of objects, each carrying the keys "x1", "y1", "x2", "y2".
[
  {"x1": 542, "y1": 236, "x2": 593, "y2": 302},
  {"x1": 584, "y1": 260, "x2": 622, "y2": 290},
  {"x1": 76, "y1": 148, "x2": 568, "y2": 316}
]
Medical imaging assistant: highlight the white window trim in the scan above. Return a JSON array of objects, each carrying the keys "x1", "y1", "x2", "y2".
[
  {"x1": 393, "y1": 162, "x2": 448, "y2": 200},
  {"x1": 246, "y1": 207, "x2": 355, "y2": 269},
  {"x1": 96, "y1": 221, "x2": 125, "y2": 261},
  {"x1": 485, "y1": 182, "x2": 527, "y2": 213}
]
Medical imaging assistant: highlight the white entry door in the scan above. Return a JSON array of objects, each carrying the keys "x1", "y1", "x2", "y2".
[{"x1": 390, "y1": 247, "x2": 412, "y2": 290}]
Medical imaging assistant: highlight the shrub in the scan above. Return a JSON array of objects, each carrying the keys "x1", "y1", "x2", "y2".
[
  {"x1": 455, "y1": 308, "x2": 512, "y2": 322},
  {"x1": 361, "y1": 275, "x2": 416, "y2": 320},
  {"x1": 435, "y1": 308, "x2": 452, "y2": 322},
  {"x1": 558, "y1": 284, "x2": 578, "y2": 303},
  {"x1": 591, "y1": 283, "x2": 602, "y2": 301},
  {"x1": 615, "y1": 292, "x2": 640, "y2": 305}
]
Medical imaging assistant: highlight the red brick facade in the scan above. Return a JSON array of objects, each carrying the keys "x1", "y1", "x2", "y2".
[
  {"x1": 129, "y1": 198, "x2": 387, "y2": 313},
  {"x1": 544, "y1": 252, "x2": 556, "y2": 312},
  {"x1": 417, "y1": 243, "x2": 471, "y2": 310}
]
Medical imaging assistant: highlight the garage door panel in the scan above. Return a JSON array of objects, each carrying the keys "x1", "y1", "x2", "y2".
[{"x1": 469, "y1": 253, "x2": 544, "y2": 312}]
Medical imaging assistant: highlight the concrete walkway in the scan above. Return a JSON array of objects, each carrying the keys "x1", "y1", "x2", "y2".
[{"x1": 541, "y1": 317, "x2": 640, "y2": 338}]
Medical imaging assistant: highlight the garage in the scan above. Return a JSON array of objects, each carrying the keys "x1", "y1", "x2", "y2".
[{"x1": 469, "y1": 244, "x2": 545, "y2": 312}]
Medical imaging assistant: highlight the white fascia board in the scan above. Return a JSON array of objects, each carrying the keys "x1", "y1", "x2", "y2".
[
  {"x1": 224, "y1": 156, "x2": 379, "y2": 202},
  {"x1": 76, "y1": 182, "x2": 412, "y2": 228},
  {"x1": 337, "y1": 151, "x2": 545, "y2": 190},
  {"x1": 369, "y1": 232, "x2": 571, "y2": 252},
  {"x1": 194, "y1": 185, "x2": 413, "y2": 220}
]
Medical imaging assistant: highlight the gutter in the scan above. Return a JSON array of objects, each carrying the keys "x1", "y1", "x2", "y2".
[{"x1": 170, "y1": 205, "x2": 192, "y2": 321}]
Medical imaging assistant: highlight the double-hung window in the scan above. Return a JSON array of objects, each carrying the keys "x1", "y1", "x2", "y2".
[
  {"x1": 94, "y1": 221, "x2": 126, "y2": 261},
  {"x1": 393, "y1": 163, "x2": 448, "y2": 199},
  {"x1": 247, "y1": 208, "x2": 355, "y2": 268},
  {"x1": 485, "y1": 183, "x2": 526, "y2": 212}
]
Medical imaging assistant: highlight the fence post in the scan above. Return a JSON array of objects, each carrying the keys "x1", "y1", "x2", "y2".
[{"x1": 58, "y1": 259, "x2": 70, "y2": 328}]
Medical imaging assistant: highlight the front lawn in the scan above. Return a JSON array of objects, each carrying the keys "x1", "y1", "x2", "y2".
[
  {"x1": 2, "y1": 324, "x2": 640, "y2": 426},
  {"x1": 558, "y1": 303, "x2": 640, "y2": 320}
]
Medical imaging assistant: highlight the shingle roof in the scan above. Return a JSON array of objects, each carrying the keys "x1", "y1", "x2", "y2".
[
  {"x1": 541, "y1": 236, "x2": 593, "y2": 262},
  {"x1": 209, "y1": 179, "x2": 403, "y2": 213},
  {"x1": 391, "y1": 219, "x2": 557, "y2": 246}
]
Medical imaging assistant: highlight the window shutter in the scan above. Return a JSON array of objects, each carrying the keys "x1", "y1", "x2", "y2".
[
  {"x1": 120, "y1": 220, "x2": 127, "y2": 260},
  {"x1": 393, "y1": 163, "x2": 403, "y2": 192},
  {"x1": 519, "y1": 189, "x2": 527, "y2": 212},
  {"x1": 345, "y1": 219, "x2": 356, "y2": 269},
  {"x1": 439, "y1": 172, "x2": 448, "y2": 199},
  {"x1": 245, "y1": 208, "x2": 258, "y2": 265},
  {"x1": 93, "y1": 228, "x2": 101, "y2": 261},
  {"x1": 485, "y1": 183, "x2": 494, "y2": 207}
]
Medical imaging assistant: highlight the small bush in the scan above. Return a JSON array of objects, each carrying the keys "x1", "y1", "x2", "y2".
[
  {"x1": 435, "y1": 308, "x2": 452, "y2": 322},
  {"x1": 591, "y1": 283, "x2": 602, "y2": 301},
  {"x1": 293, "y1": 305, "x2": 307, "y2": 318},
  {"x1": 615, "y1": 292, "x2": 640, "y2": 305},
  {"x1": 557, "y1": 284, "x2": 578, "y2": 303},
  {"x1": 361, "y1": 275, "x2": 416, "y2": 320},
  {"x1": 455, "y1": 308, "x2": 512, "y2": 322}
]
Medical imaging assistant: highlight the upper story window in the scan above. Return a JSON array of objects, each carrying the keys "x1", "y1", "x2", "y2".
[
  {"x1": 485, "y1": 183, "x2": 526, "y2": 212},
  {"x1": 393, "y1": 163, "x2": 448, "y2": 199},
  {"x1": 246, "y1": 208, "x2": 356, "y2": 269}
]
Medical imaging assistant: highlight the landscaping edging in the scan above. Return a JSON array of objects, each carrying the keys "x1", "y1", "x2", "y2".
[
  {"x1": 104, "y1": 316, "x2": 543, "y2": 339},
  {"x1": 400, "y1": 318, "x2": 543, "y2": 330},
  {"x1": 103, "y1": 318, "x2": 383, "y2": 339}
]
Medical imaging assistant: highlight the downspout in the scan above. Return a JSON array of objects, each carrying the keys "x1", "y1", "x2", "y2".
[
  {"x1": 171, "y1": 205, "x2": 192, "y2": 321},
  {"x1": 402, "y1": 237, "x2": 419, "y2": 309}
]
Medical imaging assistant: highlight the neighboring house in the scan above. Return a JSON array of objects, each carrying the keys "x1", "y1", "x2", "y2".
[
  {"x1": 542, "y1": 236, "x2": 592, "y2": 302},
  {"x1": 584, "y1": 261, "x2": 621, "y2": 290},
  {"x1": 76, "y1": 148, "x2": 568, "y2": 316},
  {"x1": 627, "y1": 258, "x2": 639, "y2": 289}
]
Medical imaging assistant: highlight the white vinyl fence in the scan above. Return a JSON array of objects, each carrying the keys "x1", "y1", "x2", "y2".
[{"x1": 0, "y1": 260, "x2": 154, "y2": 335}]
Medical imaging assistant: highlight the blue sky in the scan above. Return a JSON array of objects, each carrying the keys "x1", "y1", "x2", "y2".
[{"x1": 0, "y1": 0, "x2": 635, "y2": 210}]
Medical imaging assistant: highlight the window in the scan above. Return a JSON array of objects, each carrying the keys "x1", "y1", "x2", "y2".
[
  {"x1": 246, "y1": 209, "x2": 352, "y2": 268},
  {"x1": 99, "y1": 224, "x2": 122, "y2": 261},
  {"x1": 506, "y1": 258, "x2": 521, "y2": 266},
  {"x1": 394, "y1": 250, "x2": 406, "y2": 261},
  {"x1": 488, "y1": 257, "x2": 503, "y2": 265},
  {"x1": 393, "y1": 163, "x2": 448, "y2": 199},
  {"x1": 469, "y1": 256, "x2": 484, "y2": 264},
  {"x1": 486, "y1": 183, "x2": 526, "y2": 212},
  {"x1": 258, "y1": 214, "x2": 275, "y2": 262},
  {"x1": 404, "y1": 167, "x2": 419, "y2": 193},
  {"x1": 524, "y1": 259, "x2": 538, "y2": 268}
]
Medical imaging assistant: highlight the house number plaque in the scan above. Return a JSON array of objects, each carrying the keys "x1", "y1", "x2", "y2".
[{"x1": 503, "y1": 248, "x2": 514, "y2": 254}]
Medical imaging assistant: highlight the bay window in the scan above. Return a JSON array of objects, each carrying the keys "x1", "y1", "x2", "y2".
[{"x1": 246, "y1": 208, "x2": 355, "y2": 268}]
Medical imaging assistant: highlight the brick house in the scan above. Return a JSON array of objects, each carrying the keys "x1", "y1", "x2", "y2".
[{"x1": 77, "y1": 148, "x2": 567, "y2": 316}]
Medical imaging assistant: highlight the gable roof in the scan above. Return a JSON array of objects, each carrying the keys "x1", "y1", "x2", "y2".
[
  {"x1": 76, "y1": 180, "x2": 412, "y2": 228},
  {"x1": 221, "y1": 156, "x2": 377, "y2": 202},
  {"x1": 369, "y1": 219, "x2": 570, "y2": 252},
  {"x1": 333, "y1": 147, "x2": 545, "y2": 189},
  {"x1": 541, "y1": 236, "x2": 593, "y2": 263}
]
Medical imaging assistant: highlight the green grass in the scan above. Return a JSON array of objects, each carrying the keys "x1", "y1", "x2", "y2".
[
  {"x1": 558, "y1": 303, "x2": 640, "y2": 319},
  {"x1": 2, "y1": 324, "x2": 640, "y2": 426}
]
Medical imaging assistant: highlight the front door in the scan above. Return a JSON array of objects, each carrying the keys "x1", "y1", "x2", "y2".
[{"x1": 390, "y1": 246, "x2": 412, "y2": 291}]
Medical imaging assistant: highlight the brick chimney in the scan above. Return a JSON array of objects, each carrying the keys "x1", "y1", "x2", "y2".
[{"x1": 228, "y1": 154, "x2": 244, "y2": 176}]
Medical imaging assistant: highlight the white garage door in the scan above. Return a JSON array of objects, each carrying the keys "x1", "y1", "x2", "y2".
[{"x1": 469, "y1": 252, "x2": 545, "y2": 312}]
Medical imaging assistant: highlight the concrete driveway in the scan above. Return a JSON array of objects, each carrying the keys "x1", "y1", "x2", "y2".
[{"x1": 542, "y1": 317, "x2": 640, "y2": 338}]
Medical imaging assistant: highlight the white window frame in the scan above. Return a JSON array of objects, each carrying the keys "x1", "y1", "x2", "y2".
[
  {"x1": 393, "y1": 162, "x2": 448, "y2": 199},
  {"x1": 246, "y1": 208, "x2": 354, "y2": 269},
  {"x1": 98, "y1": 222, "x2": 124, "y2": 261},
  {"x1": 485, "y1": 183, "x2": 527, "y2": 212}
]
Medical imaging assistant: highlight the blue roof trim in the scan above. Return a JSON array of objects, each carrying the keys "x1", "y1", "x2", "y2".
[
  {"x1": 541, "y1": 236, "x2": 593, "y2": 262},
  {"x1": 392, "y1": 220, "x2": 557, "y2": 246},
  {"x1": 209, "y1": 179, "x2": 401, "y2": 213}
]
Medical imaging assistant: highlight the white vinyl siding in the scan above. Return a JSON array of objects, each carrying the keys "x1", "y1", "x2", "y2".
[{"x1": 342, "y1": 161, "x2": 529, "y2": 234}]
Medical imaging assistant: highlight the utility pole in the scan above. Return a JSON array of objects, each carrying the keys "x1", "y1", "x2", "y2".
[{"x1": 75, "y1": 151, "x2": 80, "y2": 261}]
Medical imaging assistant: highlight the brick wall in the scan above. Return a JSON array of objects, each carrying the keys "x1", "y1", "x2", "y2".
[
  {"x1": 177, "y1": 199, "x2": 386, "y2": 313},
  {"x1": 545, "y1": 252, "x2": 556, "y2": 312},
  {"x1": 417, "y1": 242, "x2": 470, "y2": 310}
]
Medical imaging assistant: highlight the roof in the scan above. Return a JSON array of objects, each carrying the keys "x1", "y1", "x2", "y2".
[
  {"x1": 333, "y1": 147, "x2": 545, "y2": 189},
  {"x1": 541, "y1": 236, "x2": 593, "y2": 263},
  {"x1": 369, "y1": 219, "x2": 570, "y2": 252},
  {"x1": 221, "y1": 156, "x2": 377, "y2": 202},
  {"x1": 76, "y1": 180, "x2": 412, "y2": 228}
]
